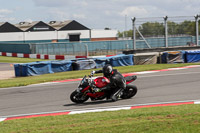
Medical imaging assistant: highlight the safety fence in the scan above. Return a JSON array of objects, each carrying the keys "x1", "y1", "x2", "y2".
[
  {"x1": 131, "y1": 15, "x2": 200, "y2": 49},
  {"x1": 30, "y1": 35, "x2": 197, "y2": 56}
]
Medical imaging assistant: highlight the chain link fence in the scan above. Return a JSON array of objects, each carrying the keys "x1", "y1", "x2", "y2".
[
  {"x1": 30, "y1": 40, "x2": 134, "y2": 56},
  {"x1": 28, "y1": 15, "x2": 200, "y2": 56},
  {"x1": 132, "y1": 15, "x2": 199, "y2": 49}
]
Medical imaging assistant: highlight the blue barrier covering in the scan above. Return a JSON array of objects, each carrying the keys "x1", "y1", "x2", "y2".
[
  {"x1": 185, "y1": 50, "x2": 200, "y2": 63},
  {"x1": 94, "y1": 54, "x2": 134, "y2": 68},
  {"x1": 27, "y1": 61, "x2": 53, "y2": 76},
  {"x1": 14, "y1": 54, "x2": 134, "y2": 77},
  {"x1": 109, "y1": 54, "x2": 134, "y2": 67},
  {"x1": 51, "y1": 60, "x2": 73, "y2": 72},
  {"x1": 72, "y1": 59, "x2": 96, "y2": 70},
  {"x1": 14, "y1": 60, "x2": 73, "y2": 77},
  {"x1": 161, "y1": 51, "x2": 185, "y2": 64},
  {"x1": 93, "y1": 57, "x2": 110, "y2": 68},
  {"x1": 14, "y1": 64, "x2": 28, "y2": 77}
]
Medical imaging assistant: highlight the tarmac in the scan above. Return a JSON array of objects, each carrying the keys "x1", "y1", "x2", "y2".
[{"x1": 0, "y1": 63, "x2": 15, "y2": 80}]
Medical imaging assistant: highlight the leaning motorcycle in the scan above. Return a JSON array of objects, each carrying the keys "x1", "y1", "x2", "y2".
[{"x1": 70, "y1": 72, "x2": 137, "y2": 103}]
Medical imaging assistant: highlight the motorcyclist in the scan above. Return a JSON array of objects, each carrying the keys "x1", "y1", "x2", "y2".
[{"x1": 91, "y1": 64, "x2": 126, "y2": 101}]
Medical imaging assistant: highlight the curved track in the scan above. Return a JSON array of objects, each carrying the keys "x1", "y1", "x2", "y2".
[{"x1": 1, "y1": 66, "x2": 200, "y2": 117}]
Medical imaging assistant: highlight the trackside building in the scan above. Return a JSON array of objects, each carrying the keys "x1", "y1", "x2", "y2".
[{"x1": 0, "y1": 20, "x2": 118, "y2": 43}]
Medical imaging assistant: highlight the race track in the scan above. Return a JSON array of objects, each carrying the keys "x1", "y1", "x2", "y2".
[{"x1": 1, "y1": 66, "x2": 200, "y2": 117}]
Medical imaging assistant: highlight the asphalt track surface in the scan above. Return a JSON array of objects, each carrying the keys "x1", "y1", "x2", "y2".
[
  {"x1": 0, "y1": 63, "x2": 14, "y2": 71},
  {"x1": 1, "y1": 66, "x2": 200, "y2": 117}
]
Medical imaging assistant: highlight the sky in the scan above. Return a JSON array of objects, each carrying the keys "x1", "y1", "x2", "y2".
[{"x1": 0, "y1": 0, "x2": 200, "y2": 31}]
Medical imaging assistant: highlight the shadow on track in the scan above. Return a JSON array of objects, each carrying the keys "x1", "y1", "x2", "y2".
[{"x1": 63, "y1": 99, "x2": 114, "y2": 107}]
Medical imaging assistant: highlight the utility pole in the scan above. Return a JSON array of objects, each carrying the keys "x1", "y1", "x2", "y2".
[
  {"x1": 132, "y1": 17, "x2": 136, "y2": 49},
  {"x1": 164, "y1": 16, "x2": 168, "y2": 47},
  {"x1": 195, "y1": 14, "x2": 199, "y2": 46}
]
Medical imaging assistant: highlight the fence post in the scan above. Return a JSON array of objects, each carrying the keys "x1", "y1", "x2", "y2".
[
  {"x1": 164, "y1": 16, "x2": 168, "y2": 47},
  {"x1": 84, "y1": 44, "x2": 89, "y2": 57},
  {"x1": 132, "y1": 17, "x2": 136, "y2": 50},
  {"x1": 195, "y1": 14, "x2": 199, "y2": 46}
]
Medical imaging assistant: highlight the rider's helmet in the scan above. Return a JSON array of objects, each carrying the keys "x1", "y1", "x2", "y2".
[{"x1": 103, "y1": 64, "x2": 113, "y2": 77}]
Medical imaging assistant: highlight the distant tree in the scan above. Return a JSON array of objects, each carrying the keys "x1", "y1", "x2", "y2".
[
  {"x1": 179, "y1": 21, "x2": 196, "y2": 35},
  {"x1": 168, "y1": 21, "x2": 179, "y2": 35},
  {"x1": 118, "y1": 30, "x2": 133, "y2": 38},
  {"x1": 138, "y1": 22, "x2": 165, "y2": 37},
  {"x1": 118, "y1": 20, "x2": 200, "y2": 38}
]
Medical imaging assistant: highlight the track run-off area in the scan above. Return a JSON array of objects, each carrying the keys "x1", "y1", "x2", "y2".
[{"x1": 1, "y1": 65, "x2": 200, "y2": 121}]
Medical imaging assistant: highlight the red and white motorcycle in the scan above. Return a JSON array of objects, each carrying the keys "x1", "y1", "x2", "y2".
[{"x1": 70, "y1": 72, "x2": 137, "y2": 103}]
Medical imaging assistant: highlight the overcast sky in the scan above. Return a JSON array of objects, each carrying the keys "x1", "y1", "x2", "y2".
[{"x1": 1, "y1": 0, "x2": 200, "y2": 31}]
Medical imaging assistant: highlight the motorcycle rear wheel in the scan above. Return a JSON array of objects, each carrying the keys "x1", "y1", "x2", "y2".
[
  {"x1": 121, "y1": 84, "x2": 137, "y2": 99},
  {"x1": 70, "y1": 91, "x2": 89, "y2": 103}
]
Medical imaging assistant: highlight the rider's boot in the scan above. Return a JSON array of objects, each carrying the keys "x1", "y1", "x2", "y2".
[{"x1": 110, "y1": 88, "x2": 123, "y2": 102}]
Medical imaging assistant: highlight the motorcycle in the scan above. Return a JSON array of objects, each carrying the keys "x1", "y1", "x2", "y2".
[{"x1": 70, "y1": 72, "x2": 137, "y2": 103}]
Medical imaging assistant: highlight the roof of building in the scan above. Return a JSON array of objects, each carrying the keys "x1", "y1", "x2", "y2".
[
  {"x1": 48, "y1": 20, "x2": 72, "y2": 30},
  {"x1": 15, "y1": 21, "x2": 56, "y2": 31},
  {"x1": 5, "y1": 20, "x2": 91, "y2": 32},
  {"x1": 0, "y1": 22, "x2": 23, "y2": 32},
  {"x1": 48, "y1": 20, "x2": 90, "y2": 31}
]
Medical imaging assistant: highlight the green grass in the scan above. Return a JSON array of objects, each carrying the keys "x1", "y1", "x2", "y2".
[
  {"x1": 0, "y1": 104, "x2": 200, "y2": 133},
  {"x1": 1, "y1": 56, "x2": 200, "y2": 88},
  {"x1": 0, "y1": 56, "x2": 49, "y2": 63}
]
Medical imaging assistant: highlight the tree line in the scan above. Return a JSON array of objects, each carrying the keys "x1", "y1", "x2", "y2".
[{"x1": 118, "y1": 20, "x2": 199, "y2": 38}]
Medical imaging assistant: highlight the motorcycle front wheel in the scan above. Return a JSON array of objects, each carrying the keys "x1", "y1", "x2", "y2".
[
  {"x1": 121, "y1": 84, "x2": 137, "y2": 99},
  {"x1": 70, "y1": 90, "x2": 89, "y2": 103}
]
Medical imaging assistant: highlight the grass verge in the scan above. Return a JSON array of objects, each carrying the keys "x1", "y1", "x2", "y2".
[
  {"x1": 0, "y1": 56, "x2": 48, "y2": 63},
  {"x1": 0, "y1": 63, "x2": 200, "y2": 88},
  {"x1": 0, "y1": 104, "x2": 200, "y2": 133}
]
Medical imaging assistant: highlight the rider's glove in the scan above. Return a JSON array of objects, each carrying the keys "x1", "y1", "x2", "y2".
[{"x1": 91, "y1": 70, "x2": 95, "y2": 75}]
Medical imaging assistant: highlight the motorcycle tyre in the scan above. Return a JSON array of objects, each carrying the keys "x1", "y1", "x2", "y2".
[
  {"x1": 121, "y1": 84, "x2": 137, "y2": 99},
  {"x1": 70, "y1": 91, "x2": 89, "y2": 103}
]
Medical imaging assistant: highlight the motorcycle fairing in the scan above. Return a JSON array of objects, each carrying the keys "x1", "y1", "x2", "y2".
[
  {"x1": 87, "y1": 92, "x2": 105, "y2": 98},
  {"x1": 94, "y1": 77, "x2": 110, "y2": 88}
]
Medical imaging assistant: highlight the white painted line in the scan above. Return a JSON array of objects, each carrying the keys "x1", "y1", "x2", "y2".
[
  {"x1": 0, "y1": 99, "x2": 198, "y2": 122},
  {"x1": 186, "y1": 65, "x2": 200, "y2": 68},
  {"x1": 0, "y1": 118, "x2": 6, "y2": 122},
  {"x1": 194, "y1": 101, "x2": 200, "y2": 104},
  {"x1": 135, "y1": 71, "x2": 159, "y2": 75},
  {"x1": 69, "y1": 107, "x2": 131, "y2": 115},
  {"x1": 168, "y1": 68, "x2": 187, "y2": 70}
]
